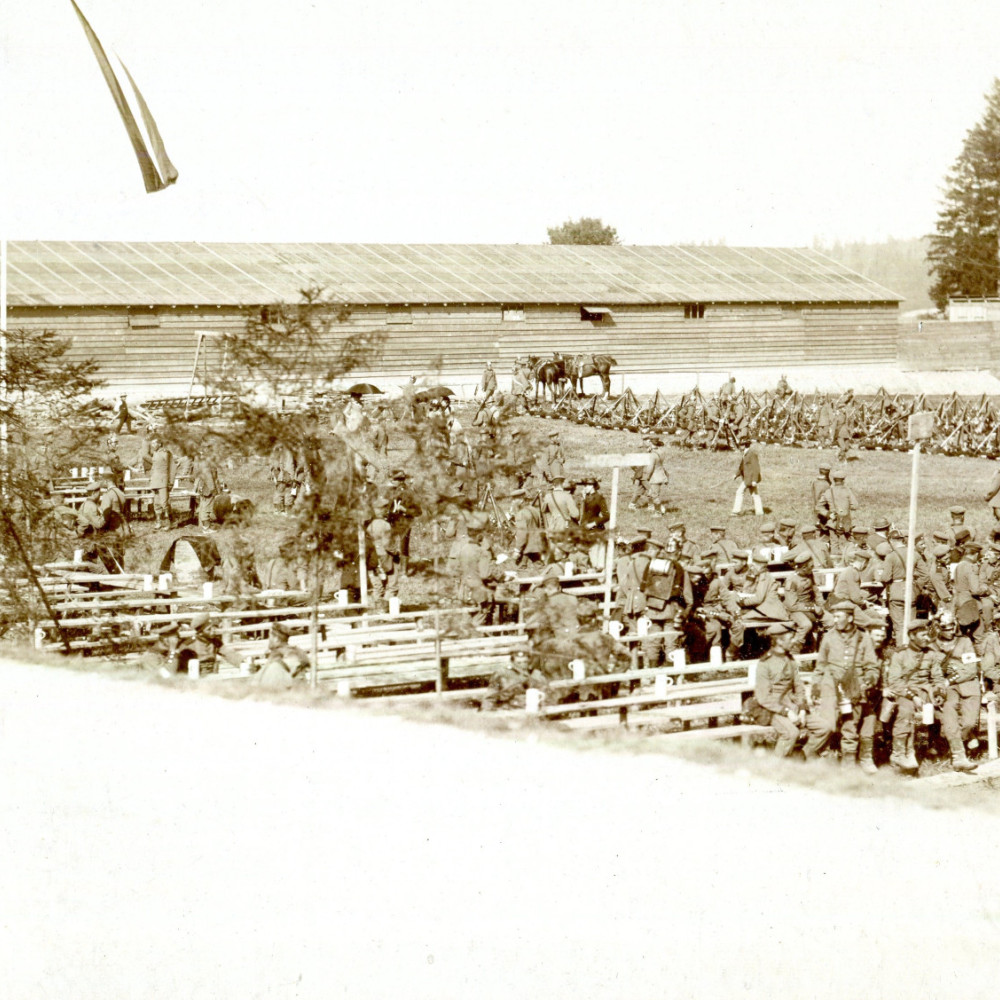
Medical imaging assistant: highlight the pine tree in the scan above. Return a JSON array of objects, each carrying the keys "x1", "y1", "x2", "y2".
[{"x1": 927, "y1": 78, "x2": 1000, "y2": 310}]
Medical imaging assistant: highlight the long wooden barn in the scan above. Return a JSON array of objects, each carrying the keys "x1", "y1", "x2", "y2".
[{"x1": 5, "y1": 241, "x2": 901, "y2": 398}]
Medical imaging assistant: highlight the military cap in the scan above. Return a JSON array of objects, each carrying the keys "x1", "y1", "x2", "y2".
[
  {"x1": 800, "y1": 524, "x2": 818, "y2": 536},
  {"x1": 932, "y1": 530, "x2": 950, "y2": 543},
  {"x1": 963, "y1": 542, "x2": 983, "y2": 555},
  {"x1": 760, "y1": 521, "x2": 776, "y2": 533},
  {"x1": 949, "y1": 505, "x2": 966, "y2": 517},
  {"x1": 390, "y1": 469, "x2": 407, "y2": 480},
  {"x1": 818, "y1": 463, "x2": 831, "y2": 473},
  {"x1": 932, "y1": 544, "x2": 952, "y2": 559},
  {"x1": 549, "y1": 474, "x2": 565, "y2": 483},
  {"x1": 779, "y1": 518, "x2": 796, "y2": 529},
  {"x1": 766, "y1": 622, "x2": 794, "y2": 636},
  {"x1": 270, "y1": 622, "x2": 291, "y2": 640},
  {"x1": 793, "y1": 551, "x2": 813, "y2": 565},
  {"x1": 189, "y1": 613, "x2": 211, "y2": 631},
  {"x1": 909, "y1": 619, "x2": 930, "y2": 631},
  {"x1": 731, "y1": 550, "x2": 750, "y2": 562},
  {"x1": 831, "y1": 601, "x2": 857, "y2": 613},
  {"x1": 852, "y1": 526, "x2": 869, "y2": 536},
  {"x1": 709, "y1": 525, "x2": 726, "y2": 533},
  {"x1": 643, "y1": 537, "x2": 665, "y2": 551},
  {"x1": 875, "y1": 542, "x2": 892, "y2": 558},
  {"x1": 750, "y1": 547, "x2": 771, "y2": 563},
  {"x1": 832, "y1": 470, "x2": 846, "y2": 480},
  {"x1": 668, "y1": 521, "x2": 685, "y2": 531},
  {"x1": 873, "y1": 519, "x2": 890, "y2": 532},
  {"x1": 954, "y1": 527, "x2": 972, "y2": 545}
]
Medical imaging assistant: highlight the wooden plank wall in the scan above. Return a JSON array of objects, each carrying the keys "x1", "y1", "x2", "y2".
[
  {"x1": 898, "y1": 320, "x2": 1000, "y2": 370},
  {"x1": 9, "y1": 302, "x2": 899, "y2": 395}
]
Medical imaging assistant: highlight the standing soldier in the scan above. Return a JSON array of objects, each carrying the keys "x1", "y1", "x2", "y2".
[
  {"x1": 511, "y1": 358, "x2": 531, "y2": 412},
  {"x1": 833, "y1": 398, "x2": 855, "y2": 462},
  {"x1": 193, "y1": 453, "x2": 220, "y2": 531},
  {"x1": 745, "y1": 622, "x2": 807, "y2": 756},
  {"x1": 731, "y1": 438, "x2": 763, "y2": 517},
  {"x1": 614, "y1": 529, "x2": 653, "y2": 626},
  {"x1": 269, "y1": 440, "x2": 299, "y2": 514},
  {"x1": 815, "y1": 395, "x2": 834, "y2": 447},
  {"x1": 149, "y1": 437, "x2": 173, "y2": 530},
  {"x1": 641, "y1": 535, "x2": 692, "y2": 668},
  {"x1": 541, "y1": 474, "x2": 579, "y2": 562},
  {"x1": 113, "y1": 393, "x2": 132, "y2": 434},
  {"x1": 817, "y1": 470, "x2": 857, "y2": 562},
  {"x1": 387, "y1": 470, "x2": 421, "y2": 577},
  {"x1": 578, "y1": 478, "x2": 610, "y2": 571},
  {"x1": 538, "y1": 430, "x2": 565, "y2": 482},
  {"x1": 366, "y1": 497, "x2": 398, "y2": 608},
  {"x1": 477, "y1": 360, "x2": 498, "y2": 402},
  {"x1": 802, "y1": 602, "x2": 880, "y2": 770},
  {"x1": 631, "y1": 435, "x2": 670, "y2": 514},
  {"x1": 811, "y1": 463, "x2": 832, "y2": 535},
  {"x1": 510, "y1": 490, "x2": 546, "y2": 566},
  {"x1": 953, "y1": 542, "x2": 992, "y2": 650}
]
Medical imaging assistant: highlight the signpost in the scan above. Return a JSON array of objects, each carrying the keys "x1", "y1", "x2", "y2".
[
  {"x1": 902, "y1": 412, "x2": 935, "y2": 643},
  {"x1": 578, "y1": 452, "x2": 652, "y2": 618}
]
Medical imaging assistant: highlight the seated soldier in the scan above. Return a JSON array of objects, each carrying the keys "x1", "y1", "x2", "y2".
[
  {"x1": 725, "y1": 548, "x2": 789, "y2": 657},
  {"x1": 782, "y1": 552, "x2": 821, "y2": 653},
  {"x1": 881, "y1": 620, "x2": 935, "y2": 773},
  {"x1": 186, "y1": 613, "x2": 242, "y2": 675},
  {"x1": 481, "y1": 647, "x2": 544, "y2": 711},
  {"x1": 743, "y1": 622, "x2": 807, "y2": 756},
  {"x1": 930, "y1": 611, "x2": 980, "y2": 772}
]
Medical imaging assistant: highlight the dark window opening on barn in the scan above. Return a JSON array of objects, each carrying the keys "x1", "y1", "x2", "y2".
[
  {"x1": 128, "y1": 311, "x2": 161, "y2": 329},
  {"x1": 581, "y1": 305, "x2": 613, "y2": 322},
  {"x1": 683, "y1": 303, "x2": 706, "y2": 319}
]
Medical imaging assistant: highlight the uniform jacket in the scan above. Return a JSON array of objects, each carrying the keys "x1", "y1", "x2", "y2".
[
  {"x1": 193, "y1": 458, "x2": 219, "y2": 498},
  {"x1": 581, "y1": 493, "x2": 609, "y2": 531},
  {"x1": 832, "y1": 565, "x2": 867, "y2": 608},
  {"x1": 790, "y1": 537, "x2": 832, "y2": 568},
  {"x1": 953, "y1": 559, "x2": 987, "y2": 609},
  {"x1": 933, "y1": 634, "x2": 979, "y2": 686},
  {"x1": 782, "y1": 571, "x2": 819, "y2": 614},
  {"x1": 543, "y1": 487, "x2": 579, "y2": 531},
  {"x1": 755, "y1": 651, "x2": 805, "y2": 715},
  {"x1": 513, "y1": 504, "x2": 546, "y2": 556},
  {"x1": 884, "y1": 646, "x2": 935, "y2": 697},
  {"x1": 817, "y1": 485, "x2": 857, "y2": 532},
  {"x1": 615, "y1": 552, "x2": 650, "y2": 615},
  {"x1": 814, "y1": 627, "x2": 879, "y2": 700},
  {"x1": 737, "y1": 570, "x2": 787, "y2": 620},
  {"x1": 149, "y1": 447, "x2": 173, "y2": 490},
  {"x1": 449, "y1": 539, "x2": 497, "y2": 604},
  {"x1": 736, "y1": 445, "x2": 761, "y2": 486}
]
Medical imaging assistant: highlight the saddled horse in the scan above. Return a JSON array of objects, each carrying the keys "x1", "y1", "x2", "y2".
[
  {"x1": 566, "y1": 354, "x2": 616, "y2": 397},
  {"x1": 527, "y1": 355, "x2": 567, "y2": 403}
]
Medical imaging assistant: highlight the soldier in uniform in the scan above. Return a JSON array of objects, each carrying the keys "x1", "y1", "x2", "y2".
[
  {"x1": 193, "y1": 453, "x2": 220, "y2": 531},
  {"x1": 510, "y1": 489, "x2": 546, "y2": 566},
  {"x1": 477, "y1": 360, "x2": 498, "y2": 402},
  {"x1": 705, "y1": 524, "x2": 742, "y2": 564},
  {"x1": 811, "y1": 464, "x2": 832, "y2": 534},
  {"x1": 817, "y1": 470, "x2": 857, "y2": 562},
  {"x1": 449, "y1": 527, "x2": 503, "y2": 623},
  {"x1": 789, "y1": 524, "x2": 832, "y2": 569},
  {"x1": 725, "y1": 548, "x2": 788, "y2": 656},
  {"x1": 538, "y1": 430, "x2": 565, "y2": 482},
  {"x1": 149, "y1": 437, "x2": 173, "y2": 529},
  {"x1": 366, "y1": 497, "x2": 398, "y2": 607},
  {"x1": 802, "y1": 601, "x2": 880, "y2": 770},
  {"x1": 881, "y1": 620, "x2": 934, "y2": 772},
  {"x1": 614, "y1": 529, "x2": 653, "y2": 626},
  {"x1": 269, "y1": 440, "x2": 300, "y2": 514},
  {"x1": 578, "y1": 478, "x2": 610, "y2": 571},
  {"x1": 387, "y1": 470, "x2": 421, "y2": 577},
  {"x1": 746, "y1": 622, "x2": 807, "y2": 756},
  {"x1": 731, "y1": 438, "x2": 763, "y2": 517},
  {"x1": 930, "y1": 611, "x2": 980, "y2": 772},
  {"x1": 631, "y1": 436, "x2": 670, "y2": 514},
  {"x1": 641, "y1": 535, "x2": 691, "y2": 668},
  {"x1": 952, "y1": 541, "x2": 992, "y2": 650},
  {"x1": 782, "y1": 551, "x2": 821, "y2": 653},
  {"x1": 541, "y1": 474, "x2": 579, "y2": 562}
]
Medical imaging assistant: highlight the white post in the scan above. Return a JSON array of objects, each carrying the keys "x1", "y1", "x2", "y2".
[
  {"x1": 902, "y1": 441, "x2": 920, "y2": 644},
  {"x1": 603, "y1": 465, "x2": 619, "y2": 619}
]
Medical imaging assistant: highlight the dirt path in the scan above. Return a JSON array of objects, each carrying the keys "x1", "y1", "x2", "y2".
[{"x1": 1, "y1": 660, "x2": 997, "y2": 999}]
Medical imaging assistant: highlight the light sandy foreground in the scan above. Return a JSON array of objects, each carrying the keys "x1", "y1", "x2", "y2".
[{"x1": 2, "y1": 661, "x2": 999, "y2": 1000}]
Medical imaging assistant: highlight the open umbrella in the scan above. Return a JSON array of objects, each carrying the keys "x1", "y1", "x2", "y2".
[
  {"x1": 346, "y1": 383, "x2": 382, "y2": 396},
  {"x1": 415, "y1": 385, "x2": 455, "y2": 403}
]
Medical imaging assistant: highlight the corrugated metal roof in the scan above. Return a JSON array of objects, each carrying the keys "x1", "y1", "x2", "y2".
[{"x1": 5, "y1": 241, "x2": 901, "y2": 307}]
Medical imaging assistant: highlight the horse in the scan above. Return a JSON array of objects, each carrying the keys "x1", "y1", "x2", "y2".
[
  {"x1": 527, "y1": 355, "x2": 567, "y2": 403},
  {"x1": 566, "y1": 353, "x2": 617, "y2": 397}
]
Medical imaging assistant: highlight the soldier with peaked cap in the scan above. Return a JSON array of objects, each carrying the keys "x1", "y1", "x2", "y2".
[
  {"x1": 541, "y1": 473, "x2": 579, "y2": 561},
  {"x1": 477, "y1": 360, "x2": 497, "y2": 401},
  {"x1": 614, "y1": 528, "x2": 653, "y2": 621},
  {"x1": 745, "y1": 622, "x2": 807, "y2": 756},
  {"x1": 782, "y1": 551, "x2": 821, "y2": 653},
  {"x1": 705, "y1": 524, "x2": 742, "y2": 564},
  {"x1": 882, "y1": 619, "x2": 934, "y2": 772},
  {"x1": 817, "y1": 469, "x2": 857, "y2": 562},
  {"x1": 953, "y1": 541, "x2": 992, "y2": 650},
  {"x1": 930, "y1": 611, "x2": 980, "y2": 772},
  {"x1": 632, "y1": 435, "x2": 670, "y2": 514},
  {"x1": 789, "y1": 524, "x2": 832, "y2": 569},
  {"x1": 731, "y1": 438, "x2": 763, "y2": 517},
  {"x1": 725, "y1": 547, "x2": 788, "y2": 655},
  {"x1": 641, "y1": 535, "x2": 691, "y2": 668},
  {"x1": 803, "y1": 601, "x2": 880, "y2": 770},
  {"x1": 811, "y1": 463, "x2": 832, "y2": 533}
]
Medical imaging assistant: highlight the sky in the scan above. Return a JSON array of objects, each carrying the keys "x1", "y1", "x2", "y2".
[{"x1": 1, "y1": 0, "x2": 999, "y2": 247}]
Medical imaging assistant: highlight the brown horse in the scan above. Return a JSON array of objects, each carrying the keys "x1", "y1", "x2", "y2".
[
  {"x1": 527, "y1": 355, "x2": 567, "y2": 403},
  {"x1": 566, "y1": 354, "x2": 617, "y2": 396}
]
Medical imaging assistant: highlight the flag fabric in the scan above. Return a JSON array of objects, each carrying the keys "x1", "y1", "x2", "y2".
[{"x1": 70, "y1": 0, "x2": 177, "y2": 193}]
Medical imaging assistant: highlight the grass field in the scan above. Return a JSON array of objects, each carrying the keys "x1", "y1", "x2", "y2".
[{"x1": 117, "y1": 404, "x2": 1000, "y2": 582}]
